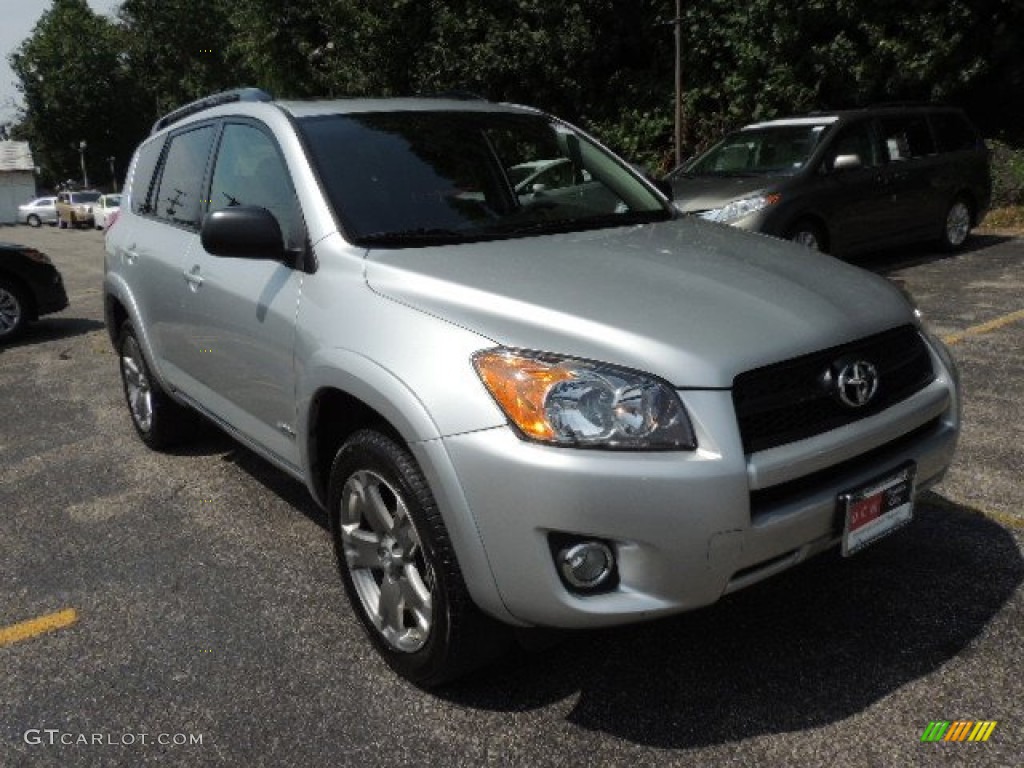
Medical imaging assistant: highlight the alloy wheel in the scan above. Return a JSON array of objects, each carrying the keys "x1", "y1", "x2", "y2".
[
  {"x1": 339, "y1": 468, "x2": 433, "y2": 653},
  {"x1": 120, "y1": 335, "x2": 154, "y2": 432}
]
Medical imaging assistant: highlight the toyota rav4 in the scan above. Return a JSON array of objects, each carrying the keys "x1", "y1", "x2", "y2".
[{"x1": 104, "y1": 89, "x2": 960, "y2": 686}]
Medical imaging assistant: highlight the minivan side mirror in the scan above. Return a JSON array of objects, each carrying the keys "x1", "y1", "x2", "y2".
[
  {"x1": 832, "y1": 154, "x2": 862, "y2": 172},
  {"x1": 201, "y1": 206, "x2": 284, "y2": 259}
]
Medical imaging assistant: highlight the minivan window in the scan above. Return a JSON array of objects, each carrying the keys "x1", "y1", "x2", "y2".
[
  {"x1": 298, "y1": 111, "x2": 670, "y2": 247},
  {"x1": 879, "y1": 115, "x2": 935, "y2": 161},
  {"x1": 931, "y1": 112, "x2": 979, "y2": 153},
  {"x1": 152, "y1": 124, "x2": 216, "y2": 228},
  {"x1": 682, "y1": 123, "x2": 832, "y2": 177},
  {"x1": 825, "y1": 122, "x2": 882, "y2": 169}
]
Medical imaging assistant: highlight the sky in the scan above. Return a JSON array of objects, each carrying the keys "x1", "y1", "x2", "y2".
[{"x1": 0, "y1": 0, "x2": 122, "y2": 127}]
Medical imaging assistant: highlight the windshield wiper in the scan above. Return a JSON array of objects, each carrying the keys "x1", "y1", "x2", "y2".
[
  {"x1": 496, "y1": 210, "x2": 668, "y2": 236},
  {"x1": 359, "y1": 227, "x2": 472, "y2": 246}
]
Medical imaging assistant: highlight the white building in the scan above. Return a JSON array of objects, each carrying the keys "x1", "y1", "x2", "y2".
[{"x1": 0, "y1": 141, "x2": 36, "y2": 225}]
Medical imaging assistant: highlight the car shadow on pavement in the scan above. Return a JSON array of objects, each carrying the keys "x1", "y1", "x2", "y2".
[
  {"x1": 0, "y1": 317, "x2": 105, "y2": 349},
  {"x1": 854, "y1": 232, "x2": 1012, "y2": 275},
  {"x1": 440, "y1": 493, "x2": 1022, "y2": 749}
]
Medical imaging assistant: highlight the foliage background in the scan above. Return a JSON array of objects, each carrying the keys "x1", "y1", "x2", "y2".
[{"x1": 7, "y1": 0, "x2": 1024, "y2": 189}]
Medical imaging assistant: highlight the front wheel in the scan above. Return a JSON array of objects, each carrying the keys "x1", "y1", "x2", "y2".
[
  {"x1": 328, "y1": 429, "x2": 511, "y2": 687},
  {"x1": 939, "y1": 197, "x2": 972, "y2": 252},
  {"x1": 118, "y1": 321, "x2": 195, "y2": 449},
  {"x1": 27, "y1": 214, "x2": 41, "y2": 228},
  {"x1": 0, "y1": 278, "x2": 29, "y2": 342}
]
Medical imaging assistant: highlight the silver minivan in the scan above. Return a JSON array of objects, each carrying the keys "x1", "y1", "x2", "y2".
[{"x1": 104, "y1": 90, "x2": 960, "y2": 685}]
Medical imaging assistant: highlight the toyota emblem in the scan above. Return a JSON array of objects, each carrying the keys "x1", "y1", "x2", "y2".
[{"x1": 833, "y1": 360, "x2": 880, "y2": 408}]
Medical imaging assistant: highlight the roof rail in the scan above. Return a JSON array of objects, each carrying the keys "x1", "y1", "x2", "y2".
[
  {"x1": 151, "y1": 88, "x2": 273, "y2": 134},
  {"x1": 417, "y1": 90, "x2": 489, "y2": 102},
  {"x1": 866, "y1": 101, "x2": 942, "y2": 109}
]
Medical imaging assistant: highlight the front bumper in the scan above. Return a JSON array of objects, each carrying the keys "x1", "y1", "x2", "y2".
[
  {"x1": 430, "y1": 337, "x2": 959, "y2": 629},
  {"x1": 35, "y1": 266, "x2": 69, "y2": 317}
]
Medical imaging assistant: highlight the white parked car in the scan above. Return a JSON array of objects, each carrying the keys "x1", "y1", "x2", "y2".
[
  {"x1": 17, "y1": 197, "x2": 57, "y2": 227},
  {"x1": 93, "y1": 194, "x2": 122, "y2": 230}
]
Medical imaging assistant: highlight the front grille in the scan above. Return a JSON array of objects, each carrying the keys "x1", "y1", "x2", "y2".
[{"x1": 733, "y1": 325, "x2": 934, "y2": 454}]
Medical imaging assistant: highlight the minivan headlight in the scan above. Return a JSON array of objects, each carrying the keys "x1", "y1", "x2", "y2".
[
  {"x1": 472, "y1": 349, "x2": 696, "y2": 450},
  {"x1": 700, "y1": 193, "x2": 780, "y2": 224}
]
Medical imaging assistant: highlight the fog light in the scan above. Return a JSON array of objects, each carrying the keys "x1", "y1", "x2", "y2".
[{"x1": 558, "y1": 541, "x2": 615, "y2": 589}]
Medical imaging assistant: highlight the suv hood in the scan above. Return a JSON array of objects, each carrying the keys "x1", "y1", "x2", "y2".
[
  {"x1": 669, "y1": 175, "x2": 784, "y2": 214},
  {"x1": 364, "y1": 218, "x2": 913, "y2": 388}
]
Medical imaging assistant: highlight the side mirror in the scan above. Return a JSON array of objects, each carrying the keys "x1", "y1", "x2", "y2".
[
  {"x1": 832, "y1": 154, "x2": 862, "y2": 172},
  {"x1": 201, "y1": 206, "x2": 284, "y2": 259}
]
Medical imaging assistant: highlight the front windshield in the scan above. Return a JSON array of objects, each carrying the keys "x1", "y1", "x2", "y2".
[
  {"x1": 71, "y1": 192, "x2": 101, "y2": 203},
  {"x1": 299, "y1": 110, "x2": 670, "y2": 246},
  {"x1": 679, "y1": 123, "x2": 832, "y2": 177}
]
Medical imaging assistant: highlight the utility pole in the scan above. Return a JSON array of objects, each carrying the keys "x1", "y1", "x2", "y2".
[
  {"x1": 79, "y1": 140, "x2": 89, "y2": 188},
  {"x1": 674, "y1": 0, "x2": 683, "y2": 167}
]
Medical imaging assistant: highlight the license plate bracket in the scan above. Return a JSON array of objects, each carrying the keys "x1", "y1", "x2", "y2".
[{"x1": 840, "y1": 462, "x2": 916, "y2": 557}]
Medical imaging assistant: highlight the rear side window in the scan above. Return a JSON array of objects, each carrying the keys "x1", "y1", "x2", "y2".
[
  {"x1": 879, "y1": 115, "x2": 936, "y2": 161},
  {"x1": 931, "y1": 112, "x2": 979, "y2": 153},
  {"x1": 151, "y1": 124, "x2": 216, "y2": 228},
  {"x1": 130, "y1": 138, "x2": 164, "y2": 214}
]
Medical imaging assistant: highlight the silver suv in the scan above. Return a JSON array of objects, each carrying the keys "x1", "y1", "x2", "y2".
[{"x1": 104, "y1": 89, "x2": 960, "y2": 686}]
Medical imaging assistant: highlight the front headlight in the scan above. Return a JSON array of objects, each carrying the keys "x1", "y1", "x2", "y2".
[
  {"x1": 472, "y1": 349, "x2": 696, "y2": 450},
  {"x1": 700, "y1": 193, "x2": 780, "y2": 224}
]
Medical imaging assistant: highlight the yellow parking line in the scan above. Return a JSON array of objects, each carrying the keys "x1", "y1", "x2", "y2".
[
  {"x1": 942, "y1": 308, "x2": 1024, "y2": 346},
  {"x1": 0, "y1": 608, "x2": 78, "y2": 647}
]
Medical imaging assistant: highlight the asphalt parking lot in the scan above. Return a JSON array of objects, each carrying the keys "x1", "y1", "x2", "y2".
[{"x1": 1, "y1": 224, "x2": 1021, "y2": 767}]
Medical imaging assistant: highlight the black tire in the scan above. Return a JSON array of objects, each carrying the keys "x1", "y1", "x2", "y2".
[
  {"x1": 58, "y1": 218, "x2": 67, "y2": 230},
  {"x1": 938, "y1": 196, "x2": 972, "y2": 252},
  {"x1": 328, "y1": 429, "x2": 511, "y2": 687},
  {"x1": 0, "y1": 278, "x2": 29, "y2": 342},
  {"x1": 27, "y1": 214, "x2": 41, "y2": 228},
  {"x1": 117, "y1": 321, "x2": 195, "y2": 449},
  {"x1": 787, "y1": 219, "x2": 827, "y2": 252}
]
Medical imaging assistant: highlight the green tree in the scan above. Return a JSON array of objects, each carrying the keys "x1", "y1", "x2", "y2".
[
  {"x1": 9, "y1": 0, "x2": 146, "y2": 188},
  {"x1": 117, "y1": 0, "x2": 254, "y2": 118}
]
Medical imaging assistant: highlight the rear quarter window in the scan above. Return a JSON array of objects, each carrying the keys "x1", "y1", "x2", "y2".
[{"x1": 130, "y1": 137, "x2": 165, "y2": 214}]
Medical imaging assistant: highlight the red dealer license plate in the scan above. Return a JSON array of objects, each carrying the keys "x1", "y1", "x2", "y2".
[{"x1": 840, "y1": 463, "x2": 916, "y2": 557}]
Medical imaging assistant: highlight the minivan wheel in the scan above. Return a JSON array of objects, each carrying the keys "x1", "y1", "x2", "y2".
[
  {"x1": 940, "y1": 198, "x2": 972, "y2": 251},
  {"x1": 787, "y1": 220, "x2": 826, "y2": 252},
  {"x1": 0, "y1": 278, "x2": 28, "y2": 342},
  {"x1": 118, "y1": 321, "x2": 194, "y2": 448},
  {"x1": 328, "y1": 429, "x2": 511, "y2": 687}
]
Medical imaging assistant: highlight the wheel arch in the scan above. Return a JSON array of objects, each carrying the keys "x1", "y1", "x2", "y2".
[{"x1": 300, "y1": 358, "x2": 516, "y2": 626}]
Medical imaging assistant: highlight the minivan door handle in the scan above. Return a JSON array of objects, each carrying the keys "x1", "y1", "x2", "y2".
[{"x1": 183, "y1": 265, "x2": 204, "y2": 290}]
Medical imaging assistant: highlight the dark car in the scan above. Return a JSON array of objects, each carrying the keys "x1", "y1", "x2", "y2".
[
  {"x1": 0, "y1": 243, "x2": 69, "y2": 342},
  {"x1": 667, "y1": 105, "x2": 991, "y2": 256}
]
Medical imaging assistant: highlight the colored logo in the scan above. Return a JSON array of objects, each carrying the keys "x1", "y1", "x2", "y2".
[{"x1": 921, "y1": 721, "x2": 997, "y2": 742}]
